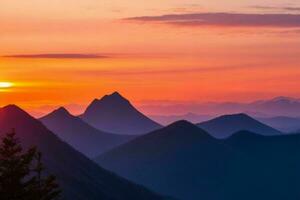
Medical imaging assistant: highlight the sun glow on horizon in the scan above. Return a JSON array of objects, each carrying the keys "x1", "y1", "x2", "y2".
[{"x1": 0, "y1": 82, "x2": 14, "y2": 89}]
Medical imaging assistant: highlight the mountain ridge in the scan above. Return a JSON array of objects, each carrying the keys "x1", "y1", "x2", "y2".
[
  {"x1": 81, "y1": 92, "x2": 162, "y2": 135},
  {"x1": 197, "y1": 113, "x2": 282, "y2": 138},
  {"x1": 0, "y1": 104, "x2": 164, "y2": 200},
  {"x1": 40, "y1": 106, "x2": 135, "y2": 158},
  {"x1": 96, "y1": 119, "x2": 300, "y2": 200}
]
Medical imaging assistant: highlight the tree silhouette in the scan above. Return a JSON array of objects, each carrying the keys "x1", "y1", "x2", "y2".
[
  {"x1": 0, "y1": 130, "x2": 61, "y2": 200},
  {"x1": 30, "y1": 151, "x2": 61, "y2": 200}
]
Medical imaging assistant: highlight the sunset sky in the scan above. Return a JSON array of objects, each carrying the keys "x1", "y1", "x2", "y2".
[{"x1": 1, "y1": 0, "x2": 300, "y2": 116}]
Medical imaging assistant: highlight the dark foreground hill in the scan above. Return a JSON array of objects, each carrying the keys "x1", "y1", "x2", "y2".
[
  {"x1": 40, "y1": 107, "x2": 134, "y2": 158},
  {"x1": 197, "y1": 113, "x2": 281, "y2": 138},
  {"x1": 256, "y1": 116, "x2": 300, "y2": 133},
  {"x1": 0, "y1": 105, "x2": 164, "y2": 200},
  {"x1": 96, "y1": 121, "x2": 241, "y2": 200},
  {"x1": 80, "y1": 92, "x2": 162, "y2": 135},
  {"x1": 96, "y1": 121, "x2": 300, "y2": 200}
]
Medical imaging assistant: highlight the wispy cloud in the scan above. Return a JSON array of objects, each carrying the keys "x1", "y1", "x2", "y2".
[
  {"x1": 3, "y1": 53, "x2": 108, "y2": 59},
  {"x1": 65, "y1": 63, "x2": 264, "y2": 78},
  {"x1": 250, "y1": 6, "x2": 300, "y2": 12},
  {"x1": 125, "y1": 12, "x2": 300, "y2": 27}
]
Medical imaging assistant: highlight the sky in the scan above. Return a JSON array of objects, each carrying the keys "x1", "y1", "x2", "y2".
[{"x1": 1, "y1": 0, "x2": 300, "y2": 116}]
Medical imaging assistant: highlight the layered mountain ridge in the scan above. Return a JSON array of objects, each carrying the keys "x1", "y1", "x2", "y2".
[
  {"x1": 40, "y1": 106, "x2": 134, "y2": 158},
  {"x1": 0, "y1": 105, "x2": 164, "y2": 200},
  {"x1": 80, "y1": 92, "x2": 162, "y2": 135}
]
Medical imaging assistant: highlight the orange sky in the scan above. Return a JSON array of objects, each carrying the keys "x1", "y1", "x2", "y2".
[{"x1": 1, "y1": 0, "x2": 300, "y2": 116}]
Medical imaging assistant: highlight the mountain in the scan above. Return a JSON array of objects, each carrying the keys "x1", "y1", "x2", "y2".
[
  {"x1": 149, "y1": 113, "x2": 213, "y2": 125},
  {"x1": 197, "y1": 113, "x2": 282, "y2": 138},
  {"x1": 139, "y1": 96, "x2": 300, "y2": 117},
  {"x1": 247, "y1": 96, "x2": 300, "y2": 116},
  {"x1": 80, "y1": 92, "x2": 162, "y2": 135},
  {"x1": 96, "y1": 121, "x2": 300, "y2": 200},
  {"x1": 0, "y1": 105, "x2": 164, "y2": 200},
  {"x1": 40, "y1": 107, "x2": 134, "y2": 158},
  {"x1": 96, "y1": 121, "x2": 241, "y2": 200},
  {"x1": 223, "y1": 130, "x2": 300, "y2": 200},
  {"x1": 256, "y1": 116, "x2": 300, "y2": 133}
]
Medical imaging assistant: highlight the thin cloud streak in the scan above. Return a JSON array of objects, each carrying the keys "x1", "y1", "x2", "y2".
[
  {"x1": 66, "y1": 63, "x2": 268, "y2": 78},
  {"x1": 251, "y1": 6, "x2": 300, "y2": 12},
  {"x1": 3, "y1": 53, "x2": 108, "y2": 59},
  {"x1": 126, "y1": 12, "x2": 300, "y2": 27},
  {"x1": 70, "y1": 67, "x2": 240, "y2": 77}
]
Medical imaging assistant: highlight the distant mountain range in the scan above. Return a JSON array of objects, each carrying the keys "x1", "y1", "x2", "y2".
[
  {"x1": 0, "y1": 105, "x2": 164, "y2": 200},
  {"x1": 256, "y1": 116, "x2": 300, "y2": 133},
  {"x1": 96, "y1": 121, "x2": 300, "y2": 200},
  {"x1": 197, "y1": 113, "x2": 282, "y2": 138},
  {"x1": 149, "y1": 113, "x2": 213, "y2": 125},
  {"x1": 40, "y1": 107, "x2": 135, "y2": 158},
  {"x1": 150, "y1": 112, "x2": 300, "y2": 134},
  {"x1": 80, "y1": 92, "x2": 162, "y2": 135},
  {"x1": 140, "y1": 96, "x2": 300, "y2": 117}
]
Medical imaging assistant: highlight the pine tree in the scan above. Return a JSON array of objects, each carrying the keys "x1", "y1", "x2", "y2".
[
  {"x1": 0, "y1": 130, "x2": 61, "y2": 200},
  {"x1": 30, "y1": 152, "x2": 61, "y2": 200}
]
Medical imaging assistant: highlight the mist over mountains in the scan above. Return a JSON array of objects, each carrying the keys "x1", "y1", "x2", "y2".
[
  {"x1": 2, "y1": 92, "x2": 300, "y2": 200},
  {"x1": 140, "y1": 96, "x2": 300, "y2": 117}
]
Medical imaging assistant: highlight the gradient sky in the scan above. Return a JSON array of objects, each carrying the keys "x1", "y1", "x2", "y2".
[{"x1": 1, "y1": 0, "x2": 300, "y2": 116}]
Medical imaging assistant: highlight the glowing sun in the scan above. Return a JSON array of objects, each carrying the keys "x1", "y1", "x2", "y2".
[{"x1": 0, "y1": 82, "x2": 14, "y2": 89}]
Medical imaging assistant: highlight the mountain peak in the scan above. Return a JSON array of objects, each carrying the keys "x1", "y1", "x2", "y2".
[
  {"x1": 169, "y1": 120, "x2": 195, "y2": 128},
  {"x1": 100, "y1": 91, "x2": 129, "y2": 103},
  {"x1": 81, "y1": 92, "x2": 162, "y2": 135},
  {"x1": 111, "y1": 91, "x2": 123, "y2": 97},
  {"x1": 54, "y1": 107, "x2": 70, "y2": 115},
  {"x1": 0, "y1": 104, "x2": 30, "y2": 117},
  {"x1": 198, "y1": 113, "x2": 281, "y2": 138},
  {"x1": 40, "y1": 107, "x2": 72, "y2": 120},
  {"x1": 165, "y1": 120, "x2": 203, "y2": 133},
  {"x1": 216, "y1": 113, "x2": 252, "y2": 121}
]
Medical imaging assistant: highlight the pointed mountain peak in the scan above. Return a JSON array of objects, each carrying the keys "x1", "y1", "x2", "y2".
[
  {"x1": 81, "y1": 92, "x2": 162, "y2": 135},
  {"x1": 111, "y1": 91, "x2": 123, "y2": 97},
  {"x1": 1, "y1": 104, "x2": 22, "y2": 111},
  {"x1": 86, "y1": 92, "x2": 130, "y2": 110},
  {"x1": 0, "y1": 105, "x2": 36, "y2": 125},
  {"x1": 0, "y1": 104, "x2": 29, "y2": 116},
  {"x1": 41, "y1": 107, "x2": 72, "y2": 120},
  {"x1": 100, "y1": 91, "x2": 129, "y2": 103},
  {"x1": 84, "y1": 92, "x2": 132, "y2": 115},
  {"x1": 53, "y1": 107, "x2": 71, "y2": 116}
]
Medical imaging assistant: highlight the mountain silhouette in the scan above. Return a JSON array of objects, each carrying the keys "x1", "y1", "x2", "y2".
[
  {"x1": 96, "y1": 121, "x2": 300, "y2": 200},
  {"x1": 40, "y1": 107, "x2": 134, "y2": 158},
  {"x1": 96, "y1": 121, "x2": 241, "y2": 200},
  {"x1": 141, "y1": 96, "x2": 300, "y2": 117},
  {"x1": 256, "y1": 116, "x2": 300, "y2": 133},
  {"x1": 223, "y1": 130, "x2": 300, "y2": 200},
  {"x1": 247, "y1": 96, "x2": 300, "y2": 116},
  {"x1": 80, "y1": 92, "x2": 162, "y2": 135},
  {"x1": 197, "y1": 113, "x2": 282, "y2": 138},
  {"x1": 0, "y1": 105, "x2": 164, "y2": 200},
  {"x1": 149, "y1": 113, "x2": 213, "y2": 125}
]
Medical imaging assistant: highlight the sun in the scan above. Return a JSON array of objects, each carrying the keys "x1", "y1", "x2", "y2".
[{"x1": 0, "y1": 82, "x2": 14, "y2": 89}]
